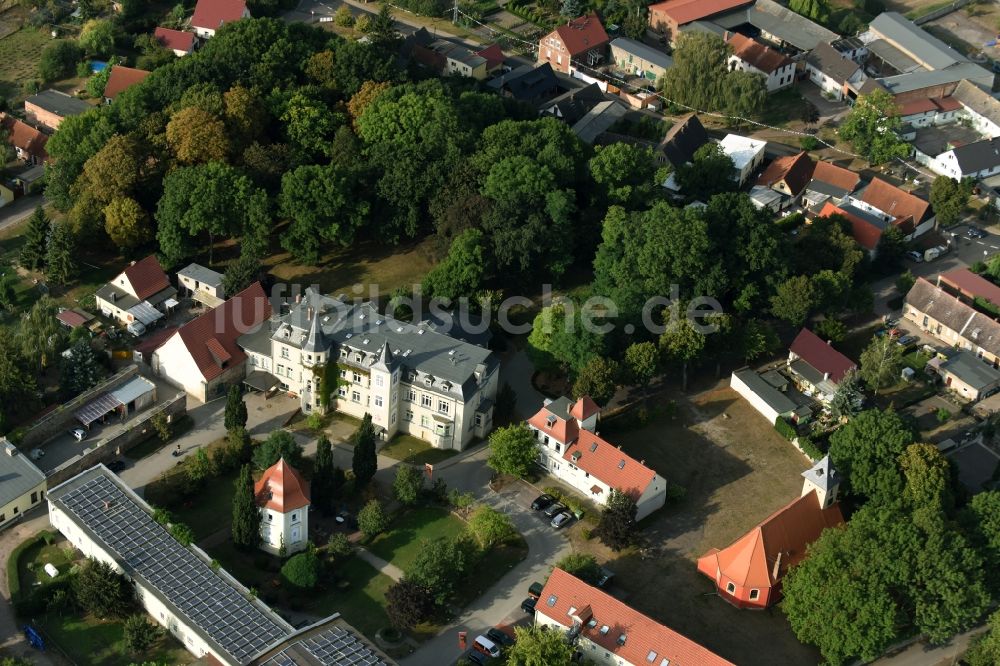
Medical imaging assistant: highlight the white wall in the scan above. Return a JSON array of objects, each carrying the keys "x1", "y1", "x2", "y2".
[
  {"x1": 730, "y1": 372, "x2": 780, "y2": 425},
  {"x1": 152, "y1": 333, "x2": 208, "y2": 402},
  {"x1": 729, "y1": 56, "x2": 794, "y2": 93}
]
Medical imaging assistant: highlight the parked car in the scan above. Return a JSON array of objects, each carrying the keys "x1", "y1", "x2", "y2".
[
  {"x1": 467, "y1": 651, "x2": 486, "y2": 666},
  {"x1": 521, "y1": 597, "x2": 537, "y2": 614},
  {"x1": 967, "y1": 226, "x2": 987, "y2": 239},
  {"x1": 530, "y1": 494, "x2": 555, "y2": 511},
  {"x1": 905, "y1": 250, "x2": 924, "y2": 262},
  {"x1": 596, "y1": 567, "x2": 615, "y2": 588},
  {"x1": 550, "y1": 511, "x2": 573, "y2": 528},
  {"x1": 896, "y1": 335, "x2": 918, "y2": 349},
  {"x1": 486, "y1": 628, "x2": 515, "y2": 647},
  {"x1": 528, "y1": 581, "x2": 544, "y2": 599},
  {"x1": 70, "y1": 428, "x2": 86, "y2": 442},
  {"x1": 883, "y1": 317, "x2": 899, "y2": 328},
  {"x1": 543, "y1": 502, "x2": 566, "y2": 518}
]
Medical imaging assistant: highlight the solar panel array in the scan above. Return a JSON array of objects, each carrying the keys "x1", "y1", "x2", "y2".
[
  {"x1": 259, "y1": 626, "x2": 389, "y2": 666},
  {"x1": 56, "y1": 473, "x2": 290, "y2": 663}
]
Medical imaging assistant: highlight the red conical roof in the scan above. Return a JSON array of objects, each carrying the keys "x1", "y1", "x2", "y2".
[{"x1": 254, "y1": 457, "x2": 310, "y2": 513}]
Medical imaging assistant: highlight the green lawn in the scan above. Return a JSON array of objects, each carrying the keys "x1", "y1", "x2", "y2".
[
  {"x1": 18, "y1": 539, "x2": 75, "y2": 592},
  {"x1": 0, "y1": 28, "x2": 59, "y2": 99},
  {"x1": 304, "y1": 556, "x2": 395, "y2": 638},
  {"x1": 39, "y1": 613, "x2": 190, "y2": 666},
  {"x1": 453, "y1": 536, "x2": 528, "y2": 608},
  {"x1": 903, "y1": 350, "x2": 932, "y2": 373},
  {"x1": 368, "y1": 506, "x2": 466, "y2": 573},
  {"x1": 379, "y1": 434, "x2": 458, "y2": 466},
  {"x1": 145, "y1": 466, "x2": 239, "y2": 541}
]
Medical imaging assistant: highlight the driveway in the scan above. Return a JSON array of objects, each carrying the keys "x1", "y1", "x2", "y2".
[
  {"x1": 798, "y1": 81, "x2": 850, "y2": 122},
  {"x1": 0, "y1": 195, "x2": 44, "y2": 234}
]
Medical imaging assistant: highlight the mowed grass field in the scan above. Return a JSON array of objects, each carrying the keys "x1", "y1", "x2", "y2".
[{"x1": 0, "y1": 28, "x2": 58, "y2": 98}]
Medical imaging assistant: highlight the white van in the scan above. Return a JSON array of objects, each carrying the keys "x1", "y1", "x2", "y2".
[{"x1": 472, "y1": 635, "x2": 500, "y2": 658}]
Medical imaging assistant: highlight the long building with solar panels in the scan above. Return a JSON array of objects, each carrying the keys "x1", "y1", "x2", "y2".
[{"x1": 47, "y1": 465, "x2": 394, "y2": 666}]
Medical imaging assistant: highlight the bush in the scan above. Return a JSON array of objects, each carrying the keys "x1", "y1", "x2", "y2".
[
  {"x1": 665, "y1": 483, "x2": 687, "y2": 503},
  {"x1": 774, "y1": 417, "x2": 797, "y2": 440},
  {"x1": 448, "y1": 489, "x2": 476, "y2": 510},
  {"x1": 124, "y1": 614, "x2": 162, "y2": 654},
  {"x1": 327, "y1": 533, "x2": 353, "y2": 559},
  {"x1": 38, "y1": 41, "x2": 82, "y2": 82},
  {"x1": 169, "y1": 522, "x2": 195, "y2": 546},
  {"x1": 281, "y1": 550, "x2": 322, "y2": 589},
  {"x1": 775, "y1": 212, "x2": 806, "y2": 232},
  {"x1": 334, "y1": 5, "x2": 355, "y2": 26},
  {"x1": 357, "y1": 499, "x2": 389, "y2": 538},
  {"x1": 936, "y1": 408, "x2": 952, "y2": 423},
  {"x1": 800, "y1": 136, "x2": 820, "y2": 151},
  {"x1": 797, "y1": 435, "x2": 824, "y2": 461},
  {"x1": 305, "y1": 412, "x2": 325, "y2": 431}
]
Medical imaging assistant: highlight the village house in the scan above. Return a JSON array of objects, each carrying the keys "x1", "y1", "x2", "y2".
[
  {"x1": 801, "y1": 160, "x2": 861, "y2": 209},
  {"x1": 719, "y1": 134, "x2": 766, "y2": 185},
  {"x1": 151, "y1": 283, "x2": 271, "y2": 402},
  {"x1": 951, "y1": 79, "x2": 1000, "y2": 137},
  {"x1": 655, "y1": 112, "x2": 709, "y2": 168},
  {"x1": 154, "y1": 27, "x2": 196, "y2": 56},
  {"x1": 237, "y1": 288, "x2": 499, "y2": 450},
  {"x1": 648, "y1": 0, "x2": 752, "y2": 44},
  {"x1": 931, "y1": 349, "x2": 1000, "y2": 402},
  {"x1": 103, "y1": 65, "x2": 151, "y2": 104},
  {"x1": 905, "y1": 277, "x2": 1000, "y2": 367},
  {"x1": 0, "y1": 115, "x2": 48, "y2": 165},
  {"x1": 755, "y1": 151, "x2": 815, "y2": 205},
  {"x1": 176, "y1": 263, "x2": 225, "y2": 308},
  {"x1": 0, "y1": 438, "x2": 46, "y2": 529},
  {"x1": 476, "y1": 44, "x2": 505, "y2": 76},
  {"x1": 804, "y1": 41, "x2": 866, "y2": 101},
  {"x1": 730, "y1": 368, "x2": 813, "y2": 426},
  {"x1": 938, "y1": 268, "x2": 1000, "y2": 311},
  {"x1": 24, "y1": 89, "x2": 92, "y2": 131},
  {"x1": 540, "y1": 83, "x2": 606, "y2": 124},
  {"x1": 526, "y1": 396, "x2": 667, "y2": 520},
  {"x1": 897, "y1": 96, "x2": 962, "y2": 131},
  {"x1": 609, "y1": 37, "x2": 672, "y2": 82},
  {"x1": 697, "y1": 456, "x2": 844, "y2": 609},
  {"x1": 535, "y1": 567, "x2": 735, "y2": 666},
  {"x1": 725, "y1": 32, "x2": 795, "y2": 93},
  {"x1": 786, "y1": 328, "x2": 857, "y2": 404},
  {"x1": 537, "y1": 13, "x2": 609, "y2": 75},
  {"x1": 256, "y1": 457, "x2": 310, "y2": 556},
  {"x1": 485, "y1": 63, "x2": 559, "y2": 104},
  {"x1": 922, "y1": 136, "x2": 1000, "y2": 181},
  {"x1": 191, "y1": 0, "x2": 249, "y2": 38},
  {"x1": 47, "y1": 465, "x2": 393, "y2": 666},
  {"x1": 95, "y1": 255, "x2": 177, "y2": 328}
]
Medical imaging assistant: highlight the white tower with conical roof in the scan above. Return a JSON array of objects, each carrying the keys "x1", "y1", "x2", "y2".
[{"x1": 801, "y1": 455, "x2": 840, "y2": 509}]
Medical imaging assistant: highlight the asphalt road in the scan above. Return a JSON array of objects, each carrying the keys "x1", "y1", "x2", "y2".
[{"x1": 0, "y1": 195, "x2": 43, "y2": 234}]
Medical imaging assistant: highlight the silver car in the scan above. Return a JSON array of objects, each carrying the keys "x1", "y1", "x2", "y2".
[{"x1": 550, "y1": 511, "x2": 573, "y2": 529}]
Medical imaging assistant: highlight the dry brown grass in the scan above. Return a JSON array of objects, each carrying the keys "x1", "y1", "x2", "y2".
[{"x1": 563, "y1": 383, "x2": 821, "y2": 666}]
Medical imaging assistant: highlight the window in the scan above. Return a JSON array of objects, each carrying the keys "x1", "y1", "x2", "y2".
[
  {"x1": 647, "y1": 651, "x2": 658, "y2": 663},
  {"x1": 421, "y1": 415, "x2": 430, "y2": 427},
  {"x1": 267, "y1": 513, "x2": 273, "y2": 522},
  {"x1": 375, "y1": 396, "x2": 383, "y2": 407},
  {"x1": 340, "y1": 369, "x2": 347, "y2": 378},
  {"x1": 12, "y1": 506, "x2": 17, "y2": 515},
  {"x1": 375, "y1": 376, "x2": 384, "y2": 388},
  {"x1": 391, "y1": 413, "x2": 396, "y2": 425},
  {"x1": 277, "y1": 364, "x2": 284, "y2": 375},
  {"x1": 291, "y1": 512, "x2": 299, "y2": 523},
  {"x1": 599, "y1": 625, "x2": 609, "y2": 635},
  {"x1": 555, "y1": 443, "x2": 561, "y2": 453},
  {"x1": 30, "y1": 492, "x2": 37, "y2": 504},
  {"x1": 352, "y1": 391, "x2": 361, "y2": 403},
  {"x1": 726, "y1": 582, "x2": 736, "y2": 594},
  {"x1": 421, "y1": 395, "x2": 432, "y2": 408},
  {"x1": 405, "y1": 409, "x2": 414, "y2": 422},
  {"x1": 475, "y1": 414, "x2": 482, "y2": 427},
  {"x1": 406, "y1": 389, "x2": 416, "y2": 402},
  {"x1": 547, "y1": 594, "x2": 558, "y2": 607},
  {"x1": 438, "y1": 400, "x2": 450, "y2": 414},
  {"x1": 281, "y1": 347, "x2": 289, "y2": 359},
  {"x1": 749, "y1": 588, "x2": 759, "y2": 600},
  {"x1": 353, "y1": 372, "x2": 362, "y2": 384},
  {"x1": 340, "y1": 349, "x2": 348, "y2": 358},
  {"x1": 337, "y1": 387, "x2": 347, "y2": 398}
]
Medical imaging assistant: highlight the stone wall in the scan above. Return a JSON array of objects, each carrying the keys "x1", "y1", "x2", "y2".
[
  {"x1": 19, "y1": 366, "x2": 141, "y2": 449},
  {"x1": 45, "y1": 392, "x2": 187, "y2": 487}
]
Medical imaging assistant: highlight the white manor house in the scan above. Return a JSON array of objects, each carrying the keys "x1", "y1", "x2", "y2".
[{"x1": 238, "y1": 289, "x2": 499, "y2": 451}]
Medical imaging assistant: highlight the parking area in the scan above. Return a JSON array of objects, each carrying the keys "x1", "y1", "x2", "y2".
[{"x1": 948, "y1": 441, "x2": 1000, "y2": 492}]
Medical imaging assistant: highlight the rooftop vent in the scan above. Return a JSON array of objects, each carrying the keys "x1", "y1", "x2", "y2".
[
  {"x1": 362, "y1": 338, "x2": 370, "y2": 345},
  {"x1": 346, "y1": 333, "x2": 353, "y2": 339},
  {"x1": 417, "y1": 329, "x2": 425, "y2": 335},
  {"x1": 618, "y1": 460, "x2": 625, "y2": 469},
  {"x1": 546, "y1": 594, "x2": 557, "y2": 607},
  {"x1": 589, "y1": 442, "x2": 598, "y2": 452},
  {"x1": 599, "y1": 625, "x2": 610, "y2": 635},
  {"x1": 617, "y1": 634, "x2": 627, "y2": 646},
  {"x1": 375, "y1": 320, "x2": 383, "y2": 326},
  {"x1": 397, "y1": 327, "x2": 404, "y2": 332},
  {"x1": 359, "y1": 314, "x2": 366, "y2": 320}
]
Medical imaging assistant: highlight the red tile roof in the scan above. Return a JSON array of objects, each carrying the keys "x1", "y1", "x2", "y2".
[
  {"x1": 191, "y1": 0, "x2": 248, "y2": 31},
  {"x1": 528, "y1": 402, "x2": 580, "y2": 446},
  {"x1": 756, "y1": 151, "x2": 814, "y2": 195},
  {"x1": 939, "y1": 268, "x2": 1000, "y2": 308},
  {"x1": 476, "y1": 44, "x2": 505, "y2": 70},
  {"x1": 174, "y1": 282, "x2": 271, "y2": 381},
  {"x1": 726, "y1": 32, "x2": 792, "y2": 73},
  {"x1": 538, "y1": 568, "x2": 736, "y2": 666},
  {"x1": 563, "y1": 430, "x2": 657, "y2": 498},
  {"x1": 104, "y1": 65, "x2": 151, "y2": 100},
  {"x1": 861, "y1": 177, "x2": 931, "y2": 226},
  {"x1": 550, "y1": 13, "x2": 609, "y2": 57},
  {"x1": 649, "y1": 0, "x2": 752, "y2": 26},
  {"x1": 697, "y1": 491, "x2": 843, "y2": 590},
  {"x1": 570, "y1": 396, "x2": 600, "y2": 422},
  {"x1": 898, "y1": 98, "x2": 939, "y2": 116},
  {"x1": 133, "y1": 325, "x2": 178, "y2": 363},
  {"x1": 789, "y1": 328, "x2": 856, "y2": 383},
  {"x1": 56, "y1": 309, "x2": 89, "y2": 328},
  {"x1": 819, "y1": 201, "x2": 881, "y2": 250},
  {"x1": 122, "y1": 255, "x2": 170, "y2": 301},
  {"x1": 936, "y1": 96, "x2": 962, "y2": 112},
  {"x1": 811, "y1": 160, "x2": 860, "y2": 193},
  {"x1": 0, "y1": 115, "x2": 48, "y2": 160},
  {"x1": 255, "y1": 458, "x2": 310, "y2": 513},
  {"x1": 154, "y1": 27, "x2": 195, "y2": 52}
]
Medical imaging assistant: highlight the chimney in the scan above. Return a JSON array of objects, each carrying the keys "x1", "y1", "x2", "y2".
[
  {"x1": 307, "y1": 306, "x2": 314, "y2": 320},
  {"x1": 724, "y1": 30, "x2": 731, "y2": 42},
  {"x1": 771, "y1": 551, "x2": 783, "y2": 581},
  {"x1": 295, "y1": 293, "x2": 302, "y2": 304}
]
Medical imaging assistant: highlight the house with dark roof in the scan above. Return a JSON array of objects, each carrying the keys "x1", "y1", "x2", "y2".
[
  {"x1": 756, "y1": 151, "x2": 814, "y2": 203},
  {"x1": 486, "y1": 63, "x2": 559, "y2": 104},
  {"x1": 177, "y1": 262, "x2": 224, "y2": 307},
  {"x1": 932, "y1": 349, "x2": 1000, "y2": 401},
  {"x1": 698, "y1": 456, "x2": 843, "y2": 608},
  {"x1": 191, "y1": 0, "x2": 249, "y2": 38},
  {"x1": 786, "y1": 328, "x2": 856, "y2": 404},
  {"x1": 655, "y1": 112, "x2": 709, "y2": 168},
  {"x1": 648, "y1": 0, "x2": 753, "y2": 43},
  {"x1": 952, "y1": 79, "x2": 1000, "y2": 137},
  {"x1": 924, "y1": 136, "x2": 1000, "y2": 181},
  {"x1": 0, "y1": 438, "x2": 46, "y2": 529},
  {"x1": 24, "y1": 89, "x2": 92, "y2": 131},
  {"x1": 730, "y1": 368, "x2": 813, "y2": 426},
  {"x1": 801, "y1": 160, "x2": 860, "y2": 209},
  {"x1": 571, "y1": 100, "x2": 628, "y2": 145},
  {"x1": 151, "y1": 283, "x2": 270, "y2": 402},
  {"x1": 527, "y1": 396, "x2": 667, "y2": 520},
  {"x1": 609, "y1": 37, "x2": 672, "y2": 81},
  {"x1": 537, "y1": 13, "x2": 609, "y2": 75},
  {"x1": 103, "y1": 65, "x2": 151, "y2": 103},
  {"x1": 725, "y1": 32, "x2": 794, "y2": 93},
  {"x1": 0, "y1": 115, "x2": 47, "y2": 165},
  {"x1": 698, "y1": 456, "x2": 844, "y2": 610},
  {"x1": 536, "y1": 568, "x2": 736, "y2": 666},
  {"x1": 905, "y1": 277, "x2": 1000, "y2": 365},
  {"x1": 805, "y1": 41, "x2": 865, "y2": 101},
  {"x1": 95, "y1": 256, "x2": 177, "y2": 327},
  {"x1": 709, "y1": 0, "x2": 837, "y2": 54},
  {"x1": 540, "y1": 83, "x2": 606, "y2": 124},
  {"x1": 154, "y1": 27, "x2": 196, "y2": 56}
]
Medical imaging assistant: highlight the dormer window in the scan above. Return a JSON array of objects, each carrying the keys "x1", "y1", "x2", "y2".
[
  {"x1": 546, "y1": 415, "x2": 556, "y2": 428},
  {"x1": 599, "y1": 625, "x2": 609, "y2": 635},
  {"x1": 546, "y1": 594, "x2": 557, "y2": 607},
  {"x1": 618, "y1": 460, "x2": 625, "y2": 469},
  {"x1": 590, "y1": 442, "x2": 598, "y2": 452},
  {"x1": 617, "y1": 634, "x2": 627, "y2": 646},
  {"x1": 567, "y1": 606, "x2": 576, "y2": 617}
]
